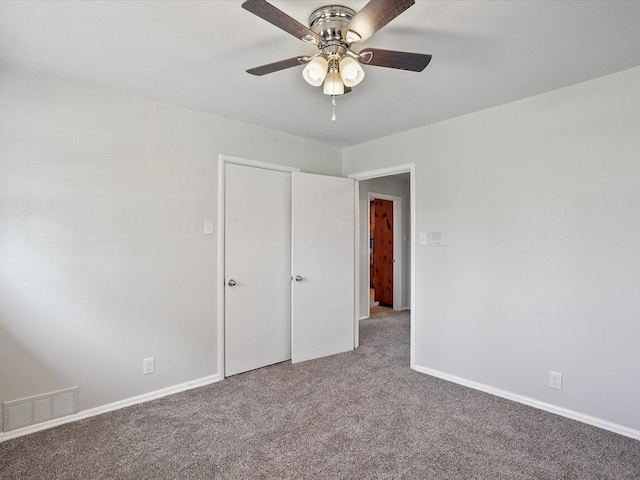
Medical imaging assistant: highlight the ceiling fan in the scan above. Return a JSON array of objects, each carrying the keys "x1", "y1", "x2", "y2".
[{"x1": 242, "y1": 0, "x2": 432, "y2": 120}]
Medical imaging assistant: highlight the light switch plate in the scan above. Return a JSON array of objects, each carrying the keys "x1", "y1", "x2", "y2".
[
  {"x1": 419, "y1": 232, "x2": 428, "y2": 245},
  {"x1": 204, "y1": 220, "x2": 214, "y2": 235}
]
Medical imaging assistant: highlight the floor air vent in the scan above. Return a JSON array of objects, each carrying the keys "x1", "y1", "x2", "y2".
[{"x1": 3, "y1": 387, "x2": 79, "y2": 432}]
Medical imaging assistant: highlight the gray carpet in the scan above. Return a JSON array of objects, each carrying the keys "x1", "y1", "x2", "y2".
[{"x1": 1, "y1": 310, "x2": 639, "y2": 479}]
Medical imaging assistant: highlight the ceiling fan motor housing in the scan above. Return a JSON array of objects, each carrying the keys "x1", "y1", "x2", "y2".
[{"x1": 309, "y1": 5, "x2": 356, "y2": 42}]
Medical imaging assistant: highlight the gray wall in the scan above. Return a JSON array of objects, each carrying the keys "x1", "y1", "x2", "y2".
[
  {"x1": 4, "y1": 63, "x2": 640, "y2": 436},
  {"x1": 343, "y1": 66, "x2": 640, "y2": 433},
  {"x1": 358, "y1": 176, "x2": 410, "y2": 316},
  {"x1": 0, "y1": 66, "x2": 342, "y2": 421}
]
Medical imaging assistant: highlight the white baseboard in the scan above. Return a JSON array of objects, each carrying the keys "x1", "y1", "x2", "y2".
[
  {"x1": 359, "y1": 315, "x2": 369, "y2": 321},
  {"x1": 413, "y1": 365, "x2": 640, "y2": 441},
  {"x1": 0, "y1": 374, "x2": 222, "y2": 443}
]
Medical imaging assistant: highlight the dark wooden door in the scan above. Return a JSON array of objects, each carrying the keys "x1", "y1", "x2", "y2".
[{"x1": 371, "y1": 198, "x2": 393, "y2": 307}]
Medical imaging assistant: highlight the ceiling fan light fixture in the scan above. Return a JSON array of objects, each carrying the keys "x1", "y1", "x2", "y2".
[
  {"x1": 323, "y1": 70, "x2": 345, "y2": 96},
  {"x1": 302, "y1": 56, "x2": 329, "y2": 86},
  {"x1": 339, "y1": 56, "x2": 364, "y2": 87}
]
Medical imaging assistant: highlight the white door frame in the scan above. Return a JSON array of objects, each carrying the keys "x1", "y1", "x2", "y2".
[
  {"x1": 348, "y1": 163, "x2": 416, "y2": 368},
  {"x1": 217, "y1": 154, "x2": 300, "y2": 379},
  {"x1": 368, "y1": 192, "x2": 403, "y2": 314}
]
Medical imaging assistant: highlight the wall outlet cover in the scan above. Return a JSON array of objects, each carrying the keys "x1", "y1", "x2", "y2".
[
  {"x1": 143, "y1": 357, "x2": 155, "y2": 375},
  {"x1": 549, "y1": 371, "x2": 562, "y2": 390},
  {"x1": 428, "y1": 229, "x2": 446, "y2": 247}
]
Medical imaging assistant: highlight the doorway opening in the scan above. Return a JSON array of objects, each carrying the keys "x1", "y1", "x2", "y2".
[
  {"x1": 369, "y1": 193, "x2": 402, "y2": 312},
  {"x1": 349, "y1": 164, "x2": 415, "y2": 367}
]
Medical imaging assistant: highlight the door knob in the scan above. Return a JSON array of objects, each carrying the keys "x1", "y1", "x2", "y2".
[
  {"x1": 227, "y1": 279, "x2": 237, "y2": 287},
  {"x1": 294, "y1": 275, "x2": 303, "y2": 282}
]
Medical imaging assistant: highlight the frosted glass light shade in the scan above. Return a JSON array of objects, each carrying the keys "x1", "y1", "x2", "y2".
[
  {"x1": 339, "y1": 57, "x2": 365, "y2": 87},
  {"x1": 302, "y1": 57, "x2": 328, "y2": 86},
  {"x1": 323, "y1": 71, "x2": 345, "y2": 95}
]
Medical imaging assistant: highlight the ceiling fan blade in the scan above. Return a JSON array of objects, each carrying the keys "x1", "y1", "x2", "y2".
[
  {"x1": 242, "y1": 0, "x2": 321, "y2": 44},
  {"x1": 343, "y1": 0, "x2": 415, "y2": 43},
  {"x1": 246, "y1": 56, "x2": 308, "y2": 76},
  {"x1": 358, "y1": 48, "x2": 432, "y2": 72}
]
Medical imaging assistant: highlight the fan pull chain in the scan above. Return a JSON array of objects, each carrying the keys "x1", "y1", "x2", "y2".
[{"x1": 331, "y1": 96, "x2": 337, "y2": 121}]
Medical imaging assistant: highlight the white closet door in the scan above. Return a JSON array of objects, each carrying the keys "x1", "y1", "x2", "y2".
[
  {"x1": 291, "y1": 172, "x2": 355, "y2": 363},
  {"x1": 224, "y1": 163, "x2": 291, "y2": 376}
]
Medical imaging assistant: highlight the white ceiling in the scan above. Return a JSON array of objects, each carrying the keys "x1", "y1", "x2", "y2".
[{"x1": 1, "y1": 1, "x2": 640, "y2": 147}]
